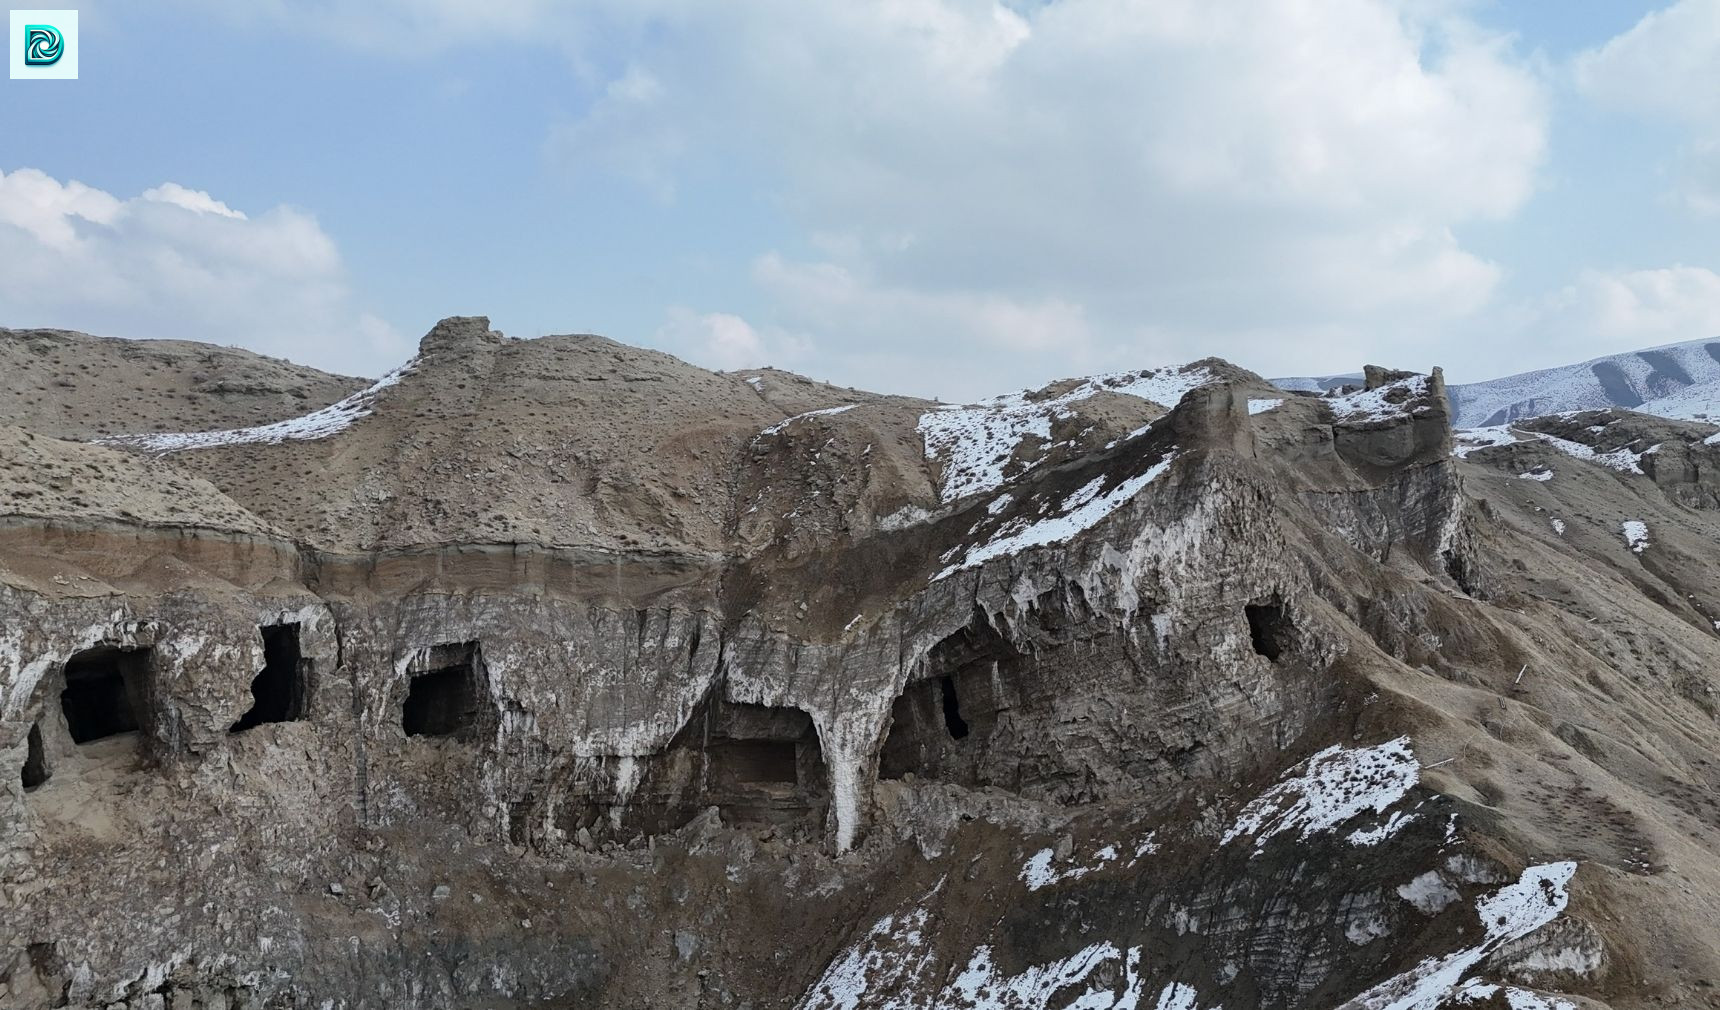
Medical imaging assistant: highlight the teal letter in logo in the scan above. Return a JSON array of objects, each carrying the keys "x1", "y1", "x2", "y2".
[{"x1": 25, "y1": 24, "x2": 63, "y2": 66}]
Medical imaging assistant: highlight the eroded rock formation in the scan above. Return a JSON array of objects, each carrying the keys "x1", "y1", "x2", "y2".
[{"x1": 3, "y1": 319, "x2": 1719, "y2": 1008}]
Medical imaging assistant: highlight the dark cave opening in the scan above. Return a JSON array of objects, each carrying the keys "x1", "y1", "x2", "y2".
[
  {"x1": 21, "y1": 723, "x2": 47, "y2": 790},
  {"x1": 710, "y1": 737, "x2": 801, "y2": 786},
  {"x1": 939, "y1": 675, "x2": 970, "y2": 740},
  {"x1": 1245, "y1": 603, "x2": 1288, "y2": 661},
  {"x1": 403, "y1": 643, "x2": 482, "y2": 738},
  {"x1": 231, "y1": 623, "x2": 306, "y2": 733},
  {"x1": 565, "y1": 699, "x2": 829, "y2": 840},
  {"x1": 60, "y1": 645, "x2": 152, "y2": 744}
]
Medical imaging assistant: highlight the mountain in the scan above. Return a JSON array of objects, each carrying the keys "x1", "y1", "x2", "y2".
[
  {"x1": 1276, "y1": 335, "x2": 1720, "y2": 428},
  {"x1": 5, "y1": 320, "x2": 1720, "y2": 1008}
]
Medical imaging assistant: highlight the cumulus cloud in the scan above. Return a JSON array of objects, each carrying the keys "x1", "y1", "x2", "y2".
[
  {"x1": 218, "y1": 0, "x2": 1550, "y2": 397},
  {"x1": 1576, "y1": 0, "x2": 1720, "y2": 214},
  {"x1": 1529, "y1": 266, "x2": 1720, "y2": 354},
  {"x1": 0, "y1": 167, "x2": 404, "y2": 377},
  {"x1": 656, "y1": 307, "x2": 773, "y2": 370}
]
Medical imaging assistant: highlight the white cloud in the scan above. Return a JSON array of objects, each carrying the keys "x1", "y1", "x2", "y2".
[
  {"x1": 187, "y1": 0, "x2": 1556, "y2": 396},
  {"x1": 1533, "y1": 266, "x2": 1720, "y2": 352},
  {"x1": 655, "y1": 307, "x2": 773, "y2": 370},
  {"x1": 551, "y1": 0, "x2": 1549, "y2": 395},
  {"x1": 141, "y1": 182, "x2": 246, "y2": 219},
  {"x1": 1576, "y1": 0, "x2": 1720, "y2": 214},
  {"x1": 0, "y1": 167, "x2": 404, "y2": 377}
]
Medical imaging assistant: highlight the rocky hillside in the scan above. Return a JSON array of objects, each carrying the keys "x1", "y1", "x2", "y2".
[{"x1": 4, "y1": 320, "x2": 1720, "y2": 1009}]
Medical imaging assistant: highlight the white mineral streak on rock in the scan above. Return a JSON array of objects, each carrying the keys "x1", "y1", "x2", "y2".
[
  {"x1": 918, "y1": 366, "x2": 1211, "y2": 502},
  {"x1": 96, "y1": 358, "x2": 418, "y2": 454},
  {"x1": 0, "y1": 614, "x2": 144, "y2": 718},
  {"x1": 1337, "y1": 861, "x2": 1579, "y2": 1010},
  {"x1": 1222, "y1": 738, "x2": 1419, "y2": 851}
]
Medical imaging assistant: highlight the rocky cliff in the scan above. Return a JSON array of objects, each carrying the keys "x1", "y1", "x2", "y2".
[{"x1": 3, "y1": 319, "x2": 1719, "y2": 1009}]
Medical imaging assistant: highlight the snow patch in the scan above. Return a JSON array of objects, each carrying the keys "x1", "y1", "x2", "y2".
[
  {"x1": 1348, "y1": 810, "x2": 1417, "y2": 847},
  {"x1": 1396, "y1": 871, "x2": 1460, "y2": 914},
  {"x1": 1247, "y1": 398, "x2": 1283, "y2": 415},
  {"x1": 936, "y1": 451, "x2": 1179, "y2": 579},
  {"x1": 1339, "y1": 861, "x2": 1578, "y2": 1010},
  {"x1": 1452, "y1": 982, "x2": 1576, "y2": 1010},
  {"x1": 917, "y1": 366, "x2": 1211, "y2": 502},
  {"x1": 1621, "y1": 520, "x2": 1650, "y2": 554},
  {"x1": 96, "y1": 359, "x2": 416, "y2": 454},
  {"x1": 1327, "y1": 375, "x2": 1430, "y2": 423},
  {"x1": 945, "y1": 942, "x2": 1150, "y2": 1010},
  {"x1": 1452, "y1": 425, "x2": 1519, "y2": 458},
  {"x1": 1550, "y1": 518, "x2": 1566, "y2": 536},
  {"x1": 1517, "y1": 469, "x2": 1553, "y2": 482},
  {"x1": 1223, "y1": 738, "x2": 1419, "y2": 852},
  {"x1": 1019, "y1": 843, "x2": 1122, "y2": 892},
  {"x1": 760, "y1": 404, "x2": 857, "y2": 437}
]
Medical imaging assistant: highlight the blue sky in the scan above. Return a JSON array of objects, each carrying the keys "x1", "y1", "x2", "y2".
[{"x1": 3, "y1": 0, "x2": 1718, "y2": 399}]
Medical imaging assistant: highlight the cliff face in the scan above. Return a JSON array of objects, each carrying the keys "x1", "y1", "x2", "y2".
[{"x1": 2, "y1": 320, "x2": 1718, "y2": 1009}]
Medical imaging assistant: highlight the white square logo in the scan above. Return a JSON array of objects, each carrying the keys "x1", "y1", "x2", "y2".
[{"x1": 10, "y1": 9, "x2": 78, "y2": 79}]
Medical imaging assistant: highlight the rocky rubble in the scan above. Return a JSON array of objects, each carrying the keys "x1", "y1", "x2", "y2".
[{"x1": 3, "y1": 320, "x2": 1720, "y2": 1008}]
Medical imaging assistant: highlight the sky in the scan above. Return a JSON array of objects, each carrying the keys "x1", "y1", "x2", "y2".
[{"x1": 2, "y1": 0, "x2": 1718, "y2": 401}]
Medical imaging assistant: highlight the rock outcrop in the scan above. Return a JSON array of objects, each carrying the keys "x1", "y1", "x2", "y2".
[{"x1": 4, "y1": 319, "x2": 1720, "y2": 1008}]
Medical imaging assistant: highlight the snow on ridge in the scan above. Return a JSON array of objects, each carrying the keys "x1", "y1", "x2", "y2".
[
  {"x1": 759, "y1": 404, "x2": 857, "y2": 437},
  {"x1": 1452, "y1": 425, "x2": 1519, "y2": 459},
  {"x1": 1447, "y1": 334, "x2": 1720, "y2": 428},
  {"x1": 1247, "y1": 397, "x2": 1284, "y2": 415},
  {"x1": 1222, "y1": 737, "x2": 1419, "y2": 852},
  {"x1": 95, "y1": 359, "x2": 417, "y2": 455},
  {"x1": 796, "y1": 888, "x2": 942, "y2": 1010},
  {"x1": 1326, "y1": 374, "x2": 1431, "y2": 423},
  {"x1": 1019, "y1": 835, "x2": 1157, "y2": 892},
  {"x1": 1451, "y1": 423, "x2": 1657, "y2": 474},
  {"x1": 1339, "y1": 861, "x2": 1579, "y2": 1010},
  {"x1": 797, "y1": 900, "x2": 1204, "y2": 1010},
  {"x1": 1452, "y1": 981, "x2": 1576, "y2": 1010},
  {"x1": 934, "y1": 450, "x2": 1179, "y2": 579},
  {"x1": 918, "y1": 365, "x2": 1212, "y2": 503},
  {"x1": 1621, "y1": 520, "x2": 1650, "y2": 554}
]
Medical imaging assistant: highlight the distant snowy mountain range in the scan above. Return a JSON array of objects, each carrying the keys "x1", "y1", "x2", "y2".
[{"x1": 1274, "y1": 335, "x2": 1720, "y2": 428}]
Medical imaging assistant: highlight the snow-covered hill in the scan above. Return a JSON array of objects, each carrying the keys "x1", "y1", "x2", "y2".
[{"x1": 1276, "y1": 336, "x2": 1720, "y2": 427}]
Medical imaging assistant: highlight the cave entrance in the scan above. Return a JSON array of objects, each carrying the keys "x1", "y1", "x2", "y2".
[
  {"x1": 403, "y1": 642, "x2": 483, "y2": 739},
  {"x1": 712, "y1": 738, "x2": 800, "y2": 786},
  {"x1": 879, "y1": 612, "x2": 1014, "y2": 782},
  {"x1": 231, "y1": 623, "x2": 306, "y2": 733},
  {"x1": 706, "y1": 704, "x2": 822, "y2": 794},
  {"x1": 60, "y1": 645, "x2": 152, "y2": 745},
  {"x1": 21, "y1": 723, "x2": 47, "y2": 790},
  {"x1": 1245, "y1": 602, "x2": 1289, "y2": 661},
  {"x1": 939, "y1": 676, "x2": 970, "y2": 739}
]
